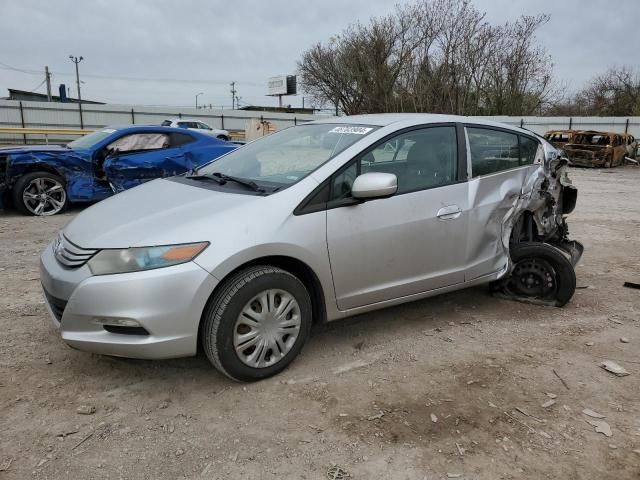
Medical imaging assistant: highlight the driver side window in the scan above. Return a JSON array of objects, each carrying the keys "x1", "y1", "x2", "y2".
[
  {"x1": 107, "y1": 133, "x2": 170, "y2": 153},
  {"x1": 329, "y1": 125, "x2": 458, "y2": 201}
]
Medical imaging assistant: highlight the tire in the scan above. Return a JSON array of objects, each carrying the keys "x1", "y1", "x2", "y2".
[
  {"x1": 201, "y1": 266, "x2": 312, "y2": 382},
  {"x1": 12, "y1": 171, "x2": 68, "y2": 216},
  {"x1": 217, "y1": 135, "x2": 230, "y2": 141},
  {"x1": 504, "y1": 242, "x2": 576, "y2": 307}
]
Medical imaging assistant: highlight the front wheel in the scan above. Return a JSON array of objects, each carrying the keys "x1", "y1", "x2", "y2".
[
  {"x1": 12, "y1": 171, "x2": 68, "y2": 216},
  {"x1": 201, "y1": 266, "x2": 312, "y2": 382},
  {"x1": 501, "y1": 242, "x2": 576, "y2": 307}
]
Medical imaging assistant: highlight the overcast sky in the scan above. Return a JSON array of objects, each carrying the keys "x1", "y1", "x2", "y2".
[{"x1": 1, "y1": 0, "x2": 638, "y2": 109}]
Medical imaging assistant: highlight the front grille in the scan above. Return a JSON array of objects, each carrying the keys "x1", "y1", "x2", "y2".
[
  {"x1": 53, "y1": 234, "x2": 99, "y2": 268},
  {"x1": 43, "y1": 288, "x2": 68, "y2": 321}
]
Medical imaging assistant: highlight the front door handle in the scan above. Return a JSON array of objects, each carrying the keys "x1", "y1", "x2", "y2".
[{"x1": 437, "y1": 205, "x2": 462, "y2": 220}]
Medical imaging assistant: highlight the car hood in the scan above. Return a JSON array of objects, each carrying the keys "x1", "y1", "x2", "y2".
[
  {"x1": 63, "y1": 178, "x2": 262, "y2": 248},
  {"x1": 0, "y1": 145, "x2": 71, "y2": 155}
]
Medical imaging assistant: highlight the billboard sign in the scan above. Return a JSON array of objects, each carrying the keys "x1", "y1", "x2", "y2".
[
  {"x1": 267, "y1": 75, "x2": 297, "y2": 96},
  {"x1": 268, "y1": 76, "x2": 288, "y2": 96}
]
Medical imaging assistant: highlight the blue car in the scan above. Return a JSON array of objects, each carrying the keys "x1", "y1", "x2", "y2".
[{"x1": 0, "y1": 125, "x2": 237, "y2": 216}]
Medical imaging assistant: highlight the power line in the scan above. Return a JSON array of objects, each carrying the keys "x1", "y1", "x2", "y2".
[
  {"x1": 0, "y1": 61, "x2": 264, "y2": 87},
  {"x1": 28, "y1": 79, "x2": 46, "y2": 92},
  {"x1": 0, "y1": 61, "x2": 42, "y2": 75}
]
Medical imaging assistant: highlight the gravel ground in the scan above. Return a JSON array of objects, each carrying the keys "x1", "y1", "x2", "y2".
[{"x1": 0, "y1": 167, "x2": 639, "y2": 479}]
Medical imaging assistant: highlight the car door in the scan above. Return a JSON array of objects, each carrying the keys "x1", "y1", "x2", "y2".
[
  {"x1": 326, "y1": 124, "x2": 469, "y2": 311},
  {"x1": 103, "y1": 131, "x2": 193, "y2": 192},
  {"x1": 464, "y1": 126, "x2": 542, "y2": 281}
]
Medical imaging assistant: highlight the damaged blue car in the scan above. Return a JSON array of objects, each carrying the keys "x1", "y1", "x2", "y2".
[{"x1": 0, "y1": 125, "x2": 237, "y2": 216}]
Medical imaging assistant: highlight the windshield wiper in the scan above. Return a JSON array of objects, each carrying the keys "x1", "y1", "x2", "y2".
[
  {"x1": 210, "y1": 172, "x2": 266, "y2": 193},
  {"x1": 185, "y1": 174, "x2": 225, "y2": 184},
  {"x1": 185, "y1": 172, "x2": 267, "y2": 193}
]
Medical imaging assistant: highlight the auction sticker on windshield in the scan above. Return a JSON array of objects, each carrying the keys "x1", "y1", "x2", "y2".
[{"x1": 329, "y1": 126, "x2": 373, "y2": 135}]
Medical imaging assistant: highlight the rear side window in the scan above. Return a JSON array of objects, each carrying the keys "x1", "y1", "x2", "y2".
[
  {"x1": 169, "y1": 132, "x2": 195, "y2": 147},
  {"x1": 467, "y1": 128, "x2": 519, "y2": 176},
  {"x1": 519, "y1": 136, "x2": 540, "y2": 165},
  {"x1": 161, "y1": 120, "x2": 172, "y2": 126}
]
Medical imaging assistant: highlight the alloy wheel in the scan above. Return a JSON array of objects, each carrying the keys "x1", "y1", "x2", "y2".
[{"x1": 22, "y1": 177, "x2": 66, "y2": 216}]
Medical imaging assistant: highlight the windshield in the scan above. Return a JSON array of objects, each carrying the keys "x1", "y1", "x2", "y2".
[
  {"x1": 197, "y1": 124, "x2": 377, "y2": 188},
  {"x1": 67, "y1": 128, "x2": 118, "y2": 149}
]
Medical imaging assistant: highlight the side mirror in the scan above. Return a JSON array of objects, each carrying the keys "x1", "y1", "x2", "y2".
[{"x1": 351, "y1": 172, "x2": 397, "y2": 200}]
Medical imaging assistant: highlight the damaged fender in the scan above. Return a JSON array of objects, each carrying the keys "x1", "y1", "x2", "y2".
[{"x1": 493, "y1": 140, "x2": 583, "y2": 305}]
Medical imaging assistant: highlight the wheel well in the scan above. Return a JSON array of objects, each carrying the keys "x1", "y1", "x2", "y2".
[
  {"x1": 509, "y1": 211, "x2": 540, "y2": 245},
  {"x1": 210, "y1": 256, "x2": 327, "y2": 325},
  {"x1": 10, "y1": 165, "x2": 66, "y2": 188}
]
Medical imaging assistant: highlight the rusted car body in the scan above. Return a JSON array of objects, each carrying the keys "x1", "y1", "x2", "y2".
[
  {"x1": 543, "y1": 130, "x2": 576, "y2": 150},
  {"x1": 623, "y1": 133, "x2": 638, "y2": 159},
  {"x1": 563, "y1": 130, "x2": 627, "y2": 168}
]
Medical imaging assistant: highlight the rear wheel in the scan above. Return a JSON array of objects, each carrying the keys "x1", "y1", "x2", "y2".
[
  {"x1": 502, "y1": 242, "x2": 576, "y2": 307},
  {"x1": 13, "y1": 171, "x2": 68, "y2": 216},
  {"x1": 217, "y1": 135, "x2": 230, "y2": 141},
  {"x1": 201, "y1": 266, "x2": 312, "y2": 382}
]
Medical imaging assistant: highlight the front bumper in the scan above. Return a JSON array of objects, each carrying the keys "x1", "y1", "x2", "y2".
[{"x1": 40, "y1": 241, "x2": 218, "y2": 359}]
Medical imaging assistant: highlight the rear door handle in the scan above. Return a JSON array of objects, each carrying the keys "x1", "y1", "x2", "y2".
[{"x1": 436, "y1": 205, "x2": 462, "y2": 220}]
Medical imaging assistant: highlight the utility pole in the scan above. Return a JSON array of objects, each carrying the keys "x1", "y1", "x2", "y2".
[
  {"x1": 44, "y1": 66, "x2": 52, "y2": 102},
  {"x1": 230, "y1": 82, "x2": 236, "y2": 110},
  {"x1": 69, "y1": 55, "x2": 84, "y2": 128}
]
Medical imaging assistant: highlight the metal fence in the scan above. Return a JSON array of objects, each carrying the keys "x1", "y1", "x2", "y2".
[
  {"x1": 477, "y1": 115, "x2": 640, "y2": 137},
  {"x1": 1, "y1": 99, "x2": 639, "y2": 144},
  {"x1": 0, "y1": 100, "x2": 320, "y2": 144}
]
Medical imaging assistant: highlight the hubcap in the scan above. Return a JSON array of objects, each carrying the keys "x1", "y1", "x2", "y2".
[
  {"x1": 22, "y1": 177, "x2": 66, "y2": 216},
  {"x1": 509, "y1": 257, "x2": 557, "y2": 298},
  {"x1": 233, "y1": 289, "x2": 301, "y2": 369}
]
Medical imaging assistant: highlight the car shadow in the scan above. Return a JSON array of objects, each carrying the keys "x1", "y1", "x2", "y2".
[{"x1": 66, "y1": 285, "x2": 502, "y2": 389}]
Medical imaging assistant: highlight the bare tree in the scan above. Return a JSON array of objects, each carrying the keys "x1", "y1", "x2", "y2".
[
  {"x1": 298, "y1": 0, "x2": 555, "y2": 116},
  {"x1": 546, "y1": 66, "x2": 640, "y2": 116}
]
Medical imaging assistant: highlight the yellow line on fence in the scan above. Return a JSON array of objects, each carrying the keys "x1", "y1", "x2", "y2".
[
  {"x1": 0, "y1": 127, "x2": 93, "y2": 135},
  {"x1": 0, "y1": 127, "x2": 246, "y2": 140}
]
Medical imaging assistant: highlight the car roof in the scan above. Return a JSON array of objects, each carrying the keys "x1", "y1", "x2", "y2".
[
  {"x1": 164, "y1": 118, "x2": 208, "y2": 123},
  {"x1": 308, "y1": 113, "x2": 536, "y2": 136},
  {"x1": 100, "y1": 125, "x2": 211, "y2": 138}
]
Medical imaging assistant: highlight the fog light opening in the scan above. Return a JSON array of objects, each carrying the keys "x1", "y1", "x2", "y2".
[{"x1": 92, "y1": 317, "x2": 141, "y2": 328}]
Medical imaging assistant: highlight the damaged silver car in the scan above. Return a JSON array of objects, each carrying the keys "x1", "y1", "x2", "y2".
[{"x1": 40, "y1": 114, "x2": 582, "y2": 381}]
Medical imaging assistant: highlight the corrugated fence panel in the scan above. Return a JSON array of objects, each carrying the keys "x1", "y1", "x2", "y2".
[{"x1": 1, "y1": 100, "x2": 639, "y2": 144}]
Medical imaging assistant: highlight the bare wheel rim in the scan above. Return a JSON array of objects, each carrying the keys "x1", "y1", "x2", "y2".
[
  {"x1": 22, "y1": 177, "x2": 66, "y2": 216},
  {"x1": 508, "y1": 257, "x2": 558, "y2": 299},
  {"x1": 233, "y1": 289, "x2": 301, "y2": 369}
]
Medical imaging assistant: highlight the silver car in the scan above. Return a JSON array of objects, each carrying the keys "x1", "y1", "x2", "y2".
[{"x1": 40, "y1": 114, "x2": 582, "y2": 381}]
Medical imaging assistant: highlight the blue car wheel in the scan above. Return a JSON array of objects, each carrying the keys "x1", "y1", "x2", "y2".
[{"x1": 13, "y1": 171, "x2": 68, "y2": 216}]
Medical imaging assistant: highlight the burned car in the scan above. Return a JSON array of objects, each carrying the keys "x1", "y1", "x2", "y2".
[
  {"x1": 623, "y1": 133, "x2": 637, "y2": 159},
  {"x1": 563, "y1": 130, "x2": 627, "y2": 168},
  {"x1": 40, "y1": 114, "x2": 581, "y2": 381},
  {"x1": 0, "y1": 125, "x2": 237, "y2": 216},
  {"x1": 543, "y1": 129, "x2": 576, "y2": 150}
]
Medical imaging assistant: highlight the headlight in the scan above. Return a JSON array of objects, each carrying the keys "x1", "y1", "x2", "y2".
[{"x1": 88, "y1": 242, "x2": 209, "y2": 275}]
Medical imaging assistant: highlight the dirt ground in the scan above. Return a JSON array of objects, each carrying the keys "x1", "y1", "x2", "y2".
[{"x1": 0, "y1": 167, "x2": 639, "y2": 480}]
